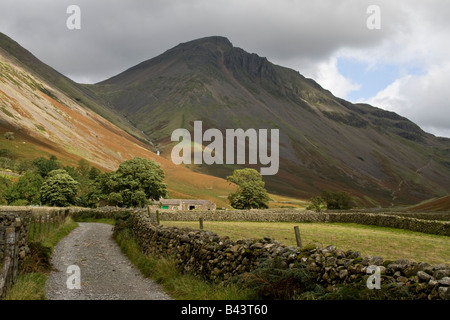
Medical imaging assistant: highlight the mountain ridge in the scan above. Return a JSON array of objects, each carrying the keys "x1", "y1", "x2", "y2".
[
  {"x1": 0, "y1": 32, "x2": 152, "y2": 145},
  {"x1": 92, "y1": 36, "x2": 450, "y2": 206},
  {"x1": 0, "y1": 32, "x2": 237, "y2": 207},
  {"x1": 1, "y1": 33, "x2": 449, "y2": 206}
]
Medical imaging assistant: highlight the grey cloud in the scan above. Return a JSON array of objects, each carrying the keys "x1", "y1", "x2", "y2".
[
  {"x1": 1, "y1": 0, "x2": 449, "y2": 138},
  {"x1": 0, "y1": 0, "x2": 401, "y2": 83}
]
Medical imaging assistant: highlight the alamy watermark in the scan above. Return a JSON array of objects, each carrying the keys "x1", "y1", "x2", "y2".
[
  {"x1": 66, "y1": 5, "x2": 380, "y2": 31},
  {"x1": 367, "y1": 5, "x2": 381, "y2": 30},
  {"x1": 66, "y1": 5, "x2": 81, "y2": 30},
  {"x1": 66, "y1": 265, "x2": 81, "y2": 290},
  {"x1": 366, "y1": 265, "x2": 381, "y2": 290},
  {"x1": 171, "y1": 121, "x2": 279, "y2": 176}
]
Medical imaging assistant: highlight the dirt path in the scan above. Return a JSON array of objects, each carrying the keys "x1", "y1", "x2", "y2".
[
  {"x1": 45, "y1": 222, "x2": 172, "y2": 300},
  {"x1": 391, "y1": 158, "x2": 433, "y2": 204}
]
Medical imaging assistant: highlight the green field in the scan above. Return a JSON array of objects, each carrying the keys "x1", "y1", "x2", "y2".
[{"x1": 161, "y1": 220, "x2": 450, "y2": 265}]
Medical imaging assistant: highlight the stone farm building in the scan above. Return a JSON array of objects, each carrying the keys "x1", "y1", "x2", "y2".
[{"x1": 151, "y1": 199, "x2": 216, "y2": 211}]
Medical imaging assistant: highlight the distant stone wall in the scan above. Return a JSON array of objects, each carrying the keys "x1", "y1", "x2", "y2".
[
  {"x1": 71, "y1": 207, "x2": 450, "y2": 236},
  {"x1": 155, "y1": 209, "x2": 450, "y2": 236},
  {"x1": 128, "y1": 211, "x2": 450, "y2": 300}
]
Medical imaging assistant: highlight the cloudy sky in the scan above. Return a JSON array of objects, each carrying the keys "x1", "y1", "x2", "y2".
[{"x1": 1, "y1": 0, "x2": 449, "y2": 137}]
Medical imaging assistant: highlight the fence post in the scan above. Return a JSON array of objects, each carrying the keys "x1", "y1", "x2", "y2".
[
  {"x1": 147, "y1": 206, "x2": 160, "y2": 226},
  {"x1": 32, "y1": 217, "x2": 37, "y2": 242},
  {"x1": 155, "y1": 210, "x2": 160, "y2": 226},
  {"x1": 294, "y1": 226, "x2": 302, "y2": 248},
  {"x1": 12, "y1": 218, "x2": 21, "y2": 280},
  {"x1": 27, "y1": 216, "x2": 32, "y2": 239},
  {"x1": 199, "y1": 217, "x2": 204, "y2": 230},
  {"x1": 3, "y1": 227, "x2": 16, "y2": 297},
  {"x1": 38, "y1": 216, "x2": 42, "y2": 240},
  {"x1": 46, "y1": 214, "x2": 51, "y2": 235}
]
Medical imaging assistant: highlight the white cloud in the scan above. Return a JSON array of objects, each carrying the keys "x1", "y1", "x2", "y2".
[
  {"x1": 311, "y1": 57, "x2": 361, "y2": 99},
  {"x1": 362, "y1": 63, "x2": 450, "y2": 137},
  {"x1": 335, "y1": 0, "x2": 450, "y2": 138}
]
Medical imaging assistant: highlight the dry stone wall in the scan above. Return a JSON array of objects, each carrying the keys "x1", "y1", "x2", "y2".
[
  {"x1": 0, "y1": 207, "x2": 73, "y2": 298},
  {"x1": 0, "y1": 212, "x2": 29, "y2": 298},
  {"x1": 128, "y1": 211, "x2": 450, "y2": 300}
]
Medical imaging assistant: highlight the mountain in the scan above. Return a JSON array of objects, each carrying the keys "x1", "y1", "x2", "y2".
[
  {"x1": 0, "y1": 33, "x2": 235, "y2": 207},
  {"x1": 0, "y1": 33, "x2": 151, "y2": 145},
  {"x1": 92, "y1": 36, "x2": 450, "y2": 206}
]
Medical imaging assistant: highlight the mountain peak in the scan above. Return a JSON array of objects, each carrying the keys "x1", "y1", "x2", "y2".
[
  {"x1": 163, "y1": 36, "x2": 235, "y2": 62},
  {"x1": 176, "y1": 36, "x2": 233, "y2": 48}
]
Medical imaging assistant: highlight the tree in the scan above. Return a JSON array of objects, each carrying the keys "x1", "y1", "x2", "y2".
[
  {"x1": 227, "y1": 168, "x2": 270, "y2": 209},
  {"x1": 129, "y1": 190, "x2": 148, "y2": 208},
  {"x1": 306, "y1": 196, "x2": 326, "y2": 212},
  {"x1": 14, "y1": 159, "x2": 34, "y2": 174},
  {"x1": 321, "y1": 190, "x2": 353, "y2": 210},
  {"x1": 77, "y1": 159, "x2": 91, "y2": 178},
  {"x1": 4, "y1": 172, "x2": 43, "y2": 205},
  {"x1": 94, "y1": 157, "x2": 168, "y2": 208},
  {"x1": 115, "y1": 157, "x2": 168, "y2": 205},
  {"x1": 40, "y1": 169, "x2": 79, "y2": 207},
  {"x1": 0, "y1": 176, "x2": 12, "y2": 205},
  {"x1": 107, "y1": 192, "x2": 123, "y2": 207},
  {"x1": 33, "y1": 156, "x2": 61, "y2": 178},
  {"x1": 88, "y1": 167, "x2": 101, "y2": 180}
]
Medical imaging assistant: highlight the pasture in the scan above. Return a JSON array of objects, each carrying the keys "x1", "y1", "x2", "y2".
[{"x1": 161, "y1": 220, "x2": 450, "y2": 265}]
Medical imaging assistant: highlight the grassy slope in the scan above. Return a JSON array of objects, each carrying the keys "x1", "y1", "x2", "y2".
[
  {"x1": 0, "y1": 129, "x2": 237, "y2": 208},
  {"x1": 0, "y1": 32, "x2": 150, "y2": 144},
  {"x1": 408, "y1": 195, "x2": 450, "y2": 212},
  {"x1": 2, "y1": 33, "x2": 449, "y2": 207},
  {"x1": 0, "y1": 36, "x2": 240, "y2": 207}
]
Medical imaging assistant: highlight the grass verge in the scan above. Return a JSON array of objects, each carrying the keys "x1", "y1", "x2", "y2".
[
  {"x1": 3, "y1": 218, "x2": 78, "y2": 300},
  {"x1": 114, "y1": 228, "x2": 255, "y2": 300}
]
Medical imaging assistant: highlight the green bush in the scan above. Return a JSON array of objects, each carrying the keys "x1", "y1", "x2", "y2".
[
  {"x1": 227, "y1": 168, "x2": 270, "y2": 210},
  {"x1": 322, "y1": 190, "x2": 353, "y2": 210},
  {"x1": 232, "y1": 257, "x2": 321, "y2": 300},
  {"x1": 40, "y1": 169, "x2": 79, "y2": 207},
  {"x1": 4, "y1": 132, "x2": 15, "y2": 141},
  {"x1": 306, "y1": 196, "x2": 326, "y2": 212}
]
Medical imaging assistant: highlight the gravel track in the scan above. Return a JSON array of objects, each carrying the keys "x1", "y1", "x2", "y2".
[{"x1": 45, "y1": 222, "x2": 172, "y2": 300}]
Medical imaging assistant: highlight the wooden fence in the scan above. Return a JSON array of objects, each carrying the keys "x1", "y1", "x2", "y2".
[
  {"x1": 0, "y1": 208, "x2": 70, "y2": 298},
  {"x1": 25, "y1": 209, "x2": 70, "y2": 241},
  {"x1": 0, "y1": 216, "x2": 24, "y2": 298}
]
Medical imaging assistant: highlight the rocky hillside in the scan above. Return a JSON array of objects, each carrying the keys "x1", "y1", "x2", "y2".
[
  {"x1": 93, "y1": 36, "x2": 450, "y2": 206},
  {"x1": 0, "y1": 33, "x2": 235, "y2": 207}
]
